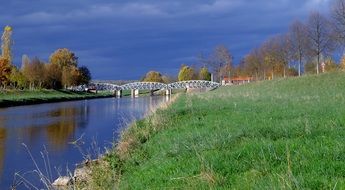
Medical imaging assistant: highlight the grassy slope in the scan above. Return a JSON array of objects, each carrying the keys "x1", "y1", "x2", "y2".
[
  {"x1": 0, "y1": 89, "x2": 114, "y2": 107},
  {"x1": 94, "y1": 72, "x2": 345, "y2": 189}
]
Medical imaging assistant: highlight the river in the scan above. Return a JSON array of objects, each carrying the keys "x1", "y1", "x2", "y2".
[{"x1": 0, "y1": 96, "x2": 167, "y2": 189}]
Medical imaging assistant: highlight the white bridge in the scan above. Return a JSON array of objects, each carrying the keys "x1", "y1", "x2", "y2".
[{"x1": 85, "y1": 80, "x2": 220, "y2": 97}]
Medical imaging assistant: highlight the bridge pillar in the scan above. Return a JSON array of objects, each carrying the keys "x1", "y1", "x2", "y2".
[
  {"x1": 150, "y1": 90, "x2": 154, "y2": 96},
  {"x1": 165, "y1": 89, "x2": 172, "y2": 96},
  {"x1": 131, "y1": 89, "x2": 139, "y2": 97},
  {"x1": 116, "y1": 90, "x2": 122, "y2": 98}
]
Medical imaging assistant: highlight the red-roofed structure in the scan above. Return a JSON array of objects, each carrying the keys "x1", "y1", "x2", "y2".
[{"x1": 222, "y1": 76, "x2": 253, "y2": 85}]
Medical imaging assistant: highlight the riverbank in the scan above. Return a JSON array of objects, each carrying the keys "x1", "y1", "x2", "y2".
[
  {"x1": 0, "y1": 89, "x2": 115, "y2": 108},
  {"x1": 82, "y1": 72, "x2": 345, "y2": 189}
]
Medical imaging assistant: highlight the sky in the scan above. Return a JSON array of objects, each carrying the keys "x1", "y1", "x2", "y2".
[{"x1": 0, "y1": 0, "x2": 334, "y2": 80}]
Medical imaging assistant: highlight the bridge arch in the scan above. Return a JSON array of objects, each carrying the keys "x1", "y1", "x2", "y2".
[
  {"x1": 84, "y1": 80, "x2": 220, "y2": 97},
  {"x1": 168, "y1": 80, "x2": 220, "y2": 89},
  {"x1": 120, "y1": 82, "x2": 167, "y2": 90},
  {"x1": 90, "y1": 83, "x2": 121, "y2": 91}
]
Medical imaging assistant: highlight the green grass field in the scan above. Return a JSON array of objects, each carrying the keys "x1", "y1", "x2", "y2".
[
  {"x1": 86, "y1": 72, "x2": 345, "y2": 189},
  {"x1": 0, "y1": 89, "x2": 114, "y2": 107}
]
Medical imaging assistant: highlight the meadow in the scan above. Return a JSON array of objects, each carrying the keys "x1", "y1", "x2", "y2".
[{"x1": 83, "y1": 72, "x2": 345, "y2": 189}]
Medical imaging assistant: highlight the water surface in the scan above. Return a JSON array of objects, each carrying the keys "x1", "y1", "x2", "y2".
[{"x1": 0, "y1": 96, "x2": 166, "y2": 189}]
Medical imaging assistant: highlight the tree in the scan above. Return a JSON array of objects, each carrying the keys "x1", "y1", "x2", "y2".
[
  {"x1": 78, "y1": 66, "x2": 91, "y2": 85},
  {"x1": 323, "y1": 57, "x2": 338, "y2": 72},
  {"x1": 162, "y1": 75, "x2": 176, "y2": 84},
  {"x1": 207, "y1": 45, "x2": 233, "y2": 82},
  {"x1": 199, "y1": 67, "x2": 211, "y2": 81},
  {"x1": 61, "y1": 66, "x2": 80, "y2": 88},
  {"x1": 243, "y1": 48, "x2": 263, "y2": 80},
  {"x1": 196, "y1": 52, "x2": 209, "y2": 67},
  {"x1": 21, "y1": 57, "x2": 45, "y2": 89},
  {"x1": 45, "y1": 63, "x2": 62, "y2": 89},
  {"x1": 305, "y1": 60, "x2": 317, "y2": 74},
  {"x1": 262, "y1": 43, "x2": 275, "y2": 79},
  {"x1": 48, "y1": 48, "x2": 85, "y2": 88},
  {"x1": 271, "y1": 34, "x2": 291, "y2": 78},
  {"x1": 49, "y1": 48, "x2": 78, "y2": 68},
  {"x1": 9, "y1": 67, "x2": 27, "y2": 88},
  {"x1": 142, "y1": 71, "x2": 164, "y2": 83},
  {"x1": 0, "y1": 57, "x2": 11, "y2": 87},
  {"x1": 232, "y1": 58, "x2": 247, "y2": 77},
  {"x1": 340, "y1": 55, "x2": 345, "y2": 70},
  {"x1": 332, "y1": 0, "x2": 345, "y2": 46},
  {"x1": 178, "y1": 65, "x2": 197, "y2": 81},
  {"x1": 262, "y1": 36, "x2": 290, "y2": 79},
  {"x1": 21, "y1": 54, "x2": 30, "y2": 68},
  {"x1": 1, "y1": 26, "x2": 13, "y2": 64},
  {"x1": 307, "y1": 12, "x2": 335, "y2": 74},
  {"x1": 289, "y1": 21, "x2": 309, "y2": 76},
  {"x1": 287, "y1": 67, "x2": 299, "y2": 76}
]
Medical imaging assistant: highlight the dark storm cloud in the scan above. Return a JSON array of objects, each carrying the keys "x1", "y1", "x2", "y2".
[{"x1": 0, "y1": 0, "x2": 333, "y2": 79}]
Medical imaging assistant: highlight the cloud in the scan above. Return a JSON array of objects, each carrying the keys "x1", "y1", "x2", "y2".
[
  {"x1": 0, "y1": 0, "x2": 336, "y2": 80},
  {"x1": 4, "y1": 0, "x2": 331, "y2": 27},
  {"x1": 305, "y1": 0, "x2": 333, "y2": 12}
]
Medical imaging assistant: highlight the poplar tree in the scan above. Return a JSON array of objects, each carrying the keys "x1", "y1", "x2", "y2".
[
  {"x1": 0, "y1": 26, "x2": 13, "y2": 87},
  {"x1": 1, "y1": 26, "x2": 13, "y2": 64}
]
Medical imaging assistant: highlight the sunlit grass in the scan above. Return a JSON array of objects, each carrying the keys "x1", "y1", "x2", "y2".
[{"x1": 87, "y1": 72, "x2": 345, "y2": 189}]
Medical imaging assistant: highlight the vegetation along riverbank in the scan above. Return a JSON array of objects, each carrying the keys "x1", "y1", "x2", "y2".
[
  {"x1": 77, "y1": 71, "x2": 345, "y2": 189},
  {"x1": 0, "y1": 90, "x2": 114, "y2": 108}
]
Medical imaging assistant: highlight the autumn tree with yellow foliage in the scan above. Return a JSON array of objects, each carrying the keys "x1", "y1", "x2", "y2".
[
  {"x1": 0, "y1": 57, "x2": 11, "y2": 87},
  {"x1": 178, "y1": 65, "x2": 197, "y2": 81},
  {"x1": 0, "y1": 26, "x2": 13, "y2": 88},
  {"x1": 340, "y1": 55, "x2": 345, "y2": 71},
  {"x1": 0, "y1": 25, "x2": 91, "y2": 89},
  {"x1": 142, "y1": 71, "x2": 164, "y2": 83},
  {"x1": 1, "y1": 26, "x2": 13, "y2": 64}
]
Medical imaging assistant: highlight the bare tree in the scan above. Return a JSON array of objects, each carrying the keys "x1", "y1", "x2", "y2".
[
  {"x1": 274, "y1": 34, "x2": 292, "y2": 78},
  {"x1": 196, "y1": 52, "x2": 208, "y2": 67},
  {"x1": 260, "y1": 35, "x2": 291, "y2": 79},
  {"x1": 207, "y1": 45, "x2": 233, "y2": 82},
  {"x1": 332, "y1": 0, "x2": 345, "y2": 47},
  {"x1": 289, "y1": 21, "x2": 309, "y2": 76},
  {"x1": 307, "y1": 12, "x2": 335, "y2": 74},
  {"x1": 243, "y1": 47, "x2": 264, "y2": 80}
]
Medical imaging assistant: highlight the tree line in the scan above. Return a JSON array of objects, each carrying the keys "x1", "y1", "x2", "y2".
[
  {"x1": 236, "y1": 0, "x2": 345, "y2": 80},
  {"x1": 141, "y1": 65, "x2": 212, "y2": 83},
  {"x1": 0, "y1": 26, "x2": 91, "y2": 90},
  {"x1": 141, "y1": 45, "x2": 232, "y2": 83},
  {"x1": 143, "y1": 0, "x2": 345, "y2": 83}
]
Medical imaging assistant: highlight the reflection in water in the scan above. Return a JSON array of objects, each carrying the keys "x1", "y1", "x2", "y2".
[
  {"x1": 0, "y1": 102, "x2": 90, "y2": 179},
  {"x1": 0, "y1": 128, "x2": 6, "y2": 178},
  {"x1": 15, "y1": 103, "x2": 90, "y2": 151},
  {"x1": 45, "y1": 105, "x2": 89, "y2": 150},
  {"x1": 0, "y1": 96, "x2": 165, "y2": 189}
]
